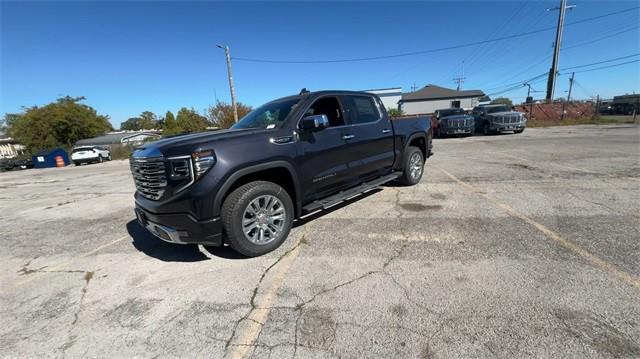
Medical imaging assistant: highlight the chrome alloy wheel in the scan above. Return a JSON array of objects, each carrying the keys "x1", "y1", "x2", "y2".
[
  {"x1": 409, "y1": 152, "x2": 423, "y2": 181},
  {"x1": 242, "y1": 195, "x2": 286, "y2": 245}
]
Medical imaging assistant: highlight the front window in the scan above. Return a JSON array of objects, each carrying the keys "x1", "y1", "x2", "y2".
[
  {"x1": 487, "y1": 106, "x2": 511, "y2": 114},
  {"x1": 232, "y1": 98, "x2": 300, "y2": 130},
  {"x1": 440, "y1": 108, "x2": 465, "y2": 117}
]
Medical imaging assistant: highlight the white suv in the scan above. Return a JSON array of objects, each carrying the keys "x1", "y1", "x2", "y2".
[{"x1": 71, "y1": 146, "x2": 112, "y2": 166}]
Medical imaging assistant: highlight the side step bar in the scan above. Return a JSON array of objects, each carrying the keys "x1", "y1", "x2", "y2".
[{"x1": 302, "y1": 172, "x2": 402, "y2": 214}]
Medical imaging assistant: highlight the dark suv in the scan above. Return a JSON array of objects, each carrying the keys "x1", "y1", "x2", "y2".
[{"x1": 131, "y1": 90, "x2": 432, "y2": 256}]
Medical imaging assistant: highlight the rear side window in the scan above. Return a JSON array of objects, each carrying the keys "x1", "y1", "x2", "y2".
[{"x1": 348, "y1": 96, "x2": 380, "y2": 124}]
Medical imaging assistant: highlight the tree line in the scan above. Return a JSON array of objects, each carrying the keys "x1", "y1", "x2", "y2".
[{"x1": 1, "y1": 96, "x2": 252, "y2": 152}]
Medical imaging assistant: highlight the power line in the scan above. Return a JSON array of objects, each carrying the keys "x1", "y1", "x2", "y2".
[
  {"x1": 232, "y1": 6, "x2": 639, "y2": 64},
  {"x1": 561, "y1": 53, "x2": 640, "y2": 70},
  {"x1": 486, "y1": 53, "x2": 640, "y2": 96},
  {"x1": 567, "y1": 59, "x2": 640, "y2": 74},
  {"x1": 563, "y1": 25, "x2": 639, "y2": 50}
]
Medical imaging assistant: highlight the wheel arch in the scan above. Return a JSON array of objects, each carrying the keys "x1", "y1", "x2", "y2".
[{"x1": 214, "y1": 161, "x2": 302, "y2": 218}]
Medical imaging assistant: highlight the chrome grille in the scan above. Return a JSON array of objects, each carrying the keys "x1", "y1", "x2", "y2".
[
  {"x1": 448, "y1": 118, "x2": 472, "y2": 127},
  {"x1": 130, "y1": 157, "x2": 167, "y2": 200}
]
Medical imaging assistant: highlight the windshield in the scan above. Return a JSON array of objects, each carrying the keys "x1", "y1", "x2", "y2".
[
  {"x1": 440, "y1": 109, "x2": 465, "y2": 117},
  {"x1": 487, "y1": 105, "x2": 511, "y2": 114},
  {"x1": 232, "y1": 98, "x2": 300, "y2": 130}
]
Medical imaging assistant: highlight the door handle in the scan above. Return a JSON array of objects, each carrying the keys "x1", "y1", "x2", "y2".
[
  {"x1": 382, "y1": 129, "x2": 391, "y2": 134},
  {"x1": 342, "y1": 134, "x2": 355, "y2": 140}
]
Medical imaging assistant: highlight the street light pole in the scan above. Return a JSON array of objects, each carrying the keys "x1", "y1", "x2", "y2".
[{"x1": 217, "y1": 44, "x2": 239, "y2": 123}]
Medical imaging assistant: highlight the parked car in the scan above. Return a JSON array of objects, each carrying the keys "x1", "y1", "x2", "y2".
[
  {"x1": 130, "y1": 90, "x2": 433, "y2": 256},
  {"x1": 71, "y1": 146, "x2": 112, "y2": 165},
  {"x1": 0, "y1": 156, "x2": 33, "y2": 171},
  {"x1": 472, "y1": 104, "x2": 526, "y2": 135},
  {"x1": 434, "y1": 108, "x2": 475, "y2": 137}
]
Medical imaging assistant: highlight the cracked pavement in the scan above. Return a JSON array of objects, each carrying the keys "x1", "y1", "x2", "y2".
[{"x1": 1, "y1": 124, "x2": 639, "y2": 358}]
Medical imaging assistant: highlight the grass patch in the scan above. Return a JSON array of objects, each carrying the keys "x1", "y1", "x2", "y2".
[{"x1": 528, "y1": 115, "x2": 637, "y2": 128}]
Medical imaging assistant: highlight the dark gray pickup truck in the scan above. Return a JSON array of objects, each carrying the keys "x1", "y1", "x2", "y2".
[
  {"x1": 472, "y1": 104, "x2": 527, "y2": 135},
  {"x1": 131, "y1": 90, "x2": 432, "y2": 256}
]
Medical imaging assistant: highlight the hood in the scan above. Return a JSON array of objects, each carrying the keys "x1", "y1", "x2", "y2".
[
  {"x1": 487, "y1": 111, "x2": 522, "y2": 117},
  {"x1": 441, "y1": 114, "x2": 473, "y2": 120},
  {"x1": 132, "y1": 127, "x2": 268, "y2": 158}
]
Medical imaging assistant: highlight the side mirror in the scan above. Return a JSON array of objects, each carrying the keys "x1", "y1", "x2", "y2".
[{"x1": 300, "y1": 114, "x2": 329, "y2": 131}]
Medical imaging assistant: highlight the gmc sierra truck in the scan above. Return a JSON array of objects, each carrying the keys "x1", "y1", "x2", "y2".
[
  {"x1": 130, "y1": 90, "x2": 432, "y2": 256},
  {"x1": 472, "y1": 104, "x2": 526, "y2": 135}
]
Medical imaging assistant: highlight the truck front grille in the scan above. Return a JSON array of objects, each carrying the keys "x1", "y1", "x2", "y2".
[
  {"x1": 130, "y1": 157, "x2": 167, "y2": 200},
  {"x1": 448, "y1": 118, "x2": 472, "y2": 127}
]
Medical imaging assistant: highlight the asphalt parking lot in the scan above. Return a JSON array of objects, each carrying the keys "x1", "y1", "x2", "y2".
[{"x1": 1, "y1": 124, "x2": 639, "y2": 358}]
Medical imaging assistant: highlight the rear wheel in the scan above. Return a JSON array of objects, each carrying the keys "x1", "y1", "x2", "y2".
[
  {"x1": 107, "y1": 154, "x2": 112, "y2": 161},
  {"x1": 74, "y1": 161, "x2": 81, "y2": 166},
  {"x1": 398, "y1": 147, "x2": 424, "y2": 186},
  {"x1": 222, "y1": 181, "x2": 294, "y2": 257}
]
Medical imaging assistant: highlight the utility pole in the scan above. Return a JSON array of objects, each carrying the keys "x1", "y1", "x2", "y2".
[
  {"x1": 217, "y1": 44, "x2": 239, "y2": 123},
  {"x1": 524, "y1": 83, "x2": 542, "y2": 121},
  {"x1": 560, "y1": 72, "x2": 575, "y2": 120},
  {"x1": 411, "y1": 82, "x2": 417, "y2": 92},
  {"x1": 545, "y1": 0, "x2": 575, "y2": 102}
]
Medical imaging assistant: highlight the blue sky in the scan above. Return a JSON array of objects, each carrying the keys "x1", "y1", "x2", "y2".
[{"x1": 2, "y1": 1, "x2": 638, "y2": 127}]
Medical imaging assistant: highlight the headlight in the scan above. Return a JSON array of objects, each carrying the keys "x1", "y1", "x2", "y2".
[
  {"x1": 192, "y1": 150, "x2": 216, "y2": 179},
  {"x1": 168, "y1": 150, "x2": 216, "y2": 193}
]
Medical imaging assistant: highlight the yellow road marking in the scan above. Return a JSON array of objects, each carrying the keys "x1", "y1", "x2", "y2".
[
  {"x1": 435, "y1": 165, "x2": 640, "y2": 290},
  {"x1": 225, "y1": 239, "x2": 304, "y2": 359},
  {"x1": 12, "y1": 235, "x2": 129, "y2": 289}
]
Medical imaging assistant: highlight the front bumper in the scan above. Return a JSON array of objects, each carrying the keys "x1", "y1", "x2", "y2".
[
  {"x1": 444, "y1": 126, "x2": 474, "y2": 135},
  {"x1": 491, "y1": 124, "x2": 525, "y2": 132},
  {"x1": 134, "y1": 203, "x2": 223, "y2": 246}
]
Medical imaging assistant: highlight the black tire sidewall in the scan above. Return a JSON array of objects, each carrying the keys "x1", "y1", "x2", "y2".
[
  {"x1": 222, "y1": 181, "x2": 294, "y2": 257},
  {"x1": 399, "y1": 147, "x2": 424, "y2": 186}
]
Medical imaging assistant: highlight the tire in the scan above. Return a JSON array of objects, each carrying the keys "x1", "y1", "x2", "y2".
[
  {"x1": 483, "y1": 122, "x2": 491, "y2": 135},
  {"x1": 515, "y1": 128, "x2": 525, "y2": 134},
  {"x1": 74, "y1": 161, "x2": 81, "y2": 166},
  {"x1": 398, "y1": 146, "x2": 424, "y2": 186},
  {"x1": 221, "y1": 181, "x2": 294, "y2": 257},
  {"x1": 98, "y1": 155, "x2": 103, "y2": 163},
  {"x1": 107, "y1": 154, "x2": 112, "y2": 161}
]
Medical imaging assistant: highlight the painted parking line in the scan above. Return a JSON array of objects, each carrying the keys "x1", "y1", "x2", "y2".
[{"x1": 434, "y1": 165, "x2": 640, "y2": 290}]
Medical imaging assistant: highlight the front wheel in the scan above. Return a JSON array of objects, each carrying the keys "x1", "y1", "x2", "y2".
[
  {"x1": 483, "y1": 122, "x2": 491, "y2": 135},
  {"x1": 398, "y1": 147, "x2": 424, "y2": 186},
  {"x1": 98, "y1": 155, "x2": 103, "y2": 163},
  {"x1": 514, "y1": 128, "x2": 525, "y2": 134},
  {"x1": 221, "y1": 181, "x2": 294, "y2": 257}
]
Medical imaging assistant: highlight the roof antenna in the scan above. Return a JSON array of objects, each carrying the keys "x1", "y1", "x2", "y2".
[{"x1": 299, "y1": 88, "x2": 310, "y2": 95}]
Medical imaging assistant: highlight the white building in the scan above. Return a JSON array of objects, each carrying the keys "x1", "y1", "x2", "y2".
[
  {"x1": 0, "y1": 138, "x2": 26, "y2": 159},
  {"x1": 399, "y1": 85, "x2": 486, "y2": 115},
  {"x1": 365, "y1": 87, "x2": 402, "y2": 111}
]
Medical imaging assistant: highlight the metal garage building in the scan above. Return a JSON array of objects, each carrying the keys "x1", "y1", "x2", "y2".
[
  {"x1": 399, "y1": 85, "x2": 486, "y2": 115},
  {"x1": 75, "y1": 131, "x2": 161, "y2": 148}
]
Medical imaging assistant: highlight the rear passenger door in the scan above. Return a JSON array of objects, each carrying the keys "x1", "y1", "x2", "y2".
[{"x1": 340, "y1": 95, "x2": 395, "y2": 181}]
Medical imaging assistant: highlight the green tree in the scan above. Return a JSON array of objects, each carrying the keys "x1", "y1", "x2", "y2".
[
  {"x1": 162, "y1": 111, "x2": 181, "y2": 136},
  {"x1": 207, "y1": 101, "x2": 253, "y2": 129},
  {"x1": 120, "y1": 117, "x2": 141, "y2": 131},
  {"x1": 175, "y1": 107, "x2": 209, "y2": 133},
  {"x1": 491, "y1": 97, "x2": 513, "y2": 106},
  {"x1": 120, "y1": 111, "x2": 158, "y2": 130},
  {"x1": 7, "y1": 96, "x2": 112, "y2": 152},
  {"x1": 387, "y1": 108, "x2": 404, "y2": 117}
]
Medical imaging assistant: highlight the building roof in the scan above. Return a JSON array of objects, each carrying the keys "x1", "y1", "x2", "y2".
[
  {"x1": 75, "y1": 131, "x2": 160, "y2": 146},
  {"x1": 400, "y1": 85, "x2": 485, "y2": 102}
]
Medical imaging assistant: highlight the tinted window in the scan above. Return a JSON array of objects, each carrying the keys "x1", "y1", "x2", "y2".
[
  {"x1": 349, "y1": 96, "x2": 380, "y2": 124},
  {"x1": 233, "y1": 98, "x2": 300, "y2": 129},
  {"x1": 304, "y1": 97, "x2": 345, "y2": 127}
]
